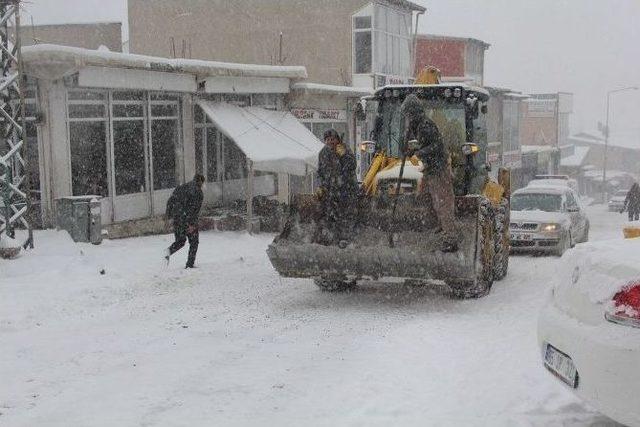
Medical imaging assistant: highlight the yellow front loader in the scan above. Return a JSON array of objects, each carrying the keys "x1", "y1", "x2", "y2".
[{"x1": 267, "y1": 70, "x2": 511, "y2": 298}]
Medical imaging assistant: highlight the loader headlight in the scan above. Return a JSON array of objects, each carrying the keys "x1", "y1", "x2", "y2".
[
  {"x1": 444, "y1": 88, "x2": 453, "y2": 98},
  {"x1": 453, "y1": 88, "x2": 462, "y2": 98},
  {"x1": 542, "y1": 223, "x2": 560, "y2": 232},
  {"x1": 461, "y1": 143, "x2": 480, "y2": 156}
]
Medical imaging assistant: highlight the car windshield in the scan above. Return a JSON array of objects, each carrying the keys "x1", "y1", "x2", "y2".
[
  {"x1": 378, "y1": 98, "x2": 465, "y2": 157},
  {"x1": 511, "y1": 193, "x2": 562, "y2": 212}
]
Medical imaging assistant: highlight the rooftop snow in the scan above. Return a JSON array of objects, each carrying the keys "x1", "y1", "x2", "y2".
[
  {"x1": 521, "y1": 145, "x2": 559, "y2": 154},
  {"x1": 22, "y1": 44, "x2": 308, "y2": 81},
  {"x1": 292, "y1": 82, "x2": 372, "y2": 97},
  {"x1": 560, "y1": 146, "x2": 590, "y2": 167},
  {"x1": 569, "y1": 131, "x2": 640, "y2": 150}
]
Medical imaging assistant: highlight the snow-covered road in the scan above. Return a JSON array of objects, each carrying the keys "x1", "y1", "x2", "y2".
[{"x1": 0, "y1": 205, "x2": 628, "y2": 426}]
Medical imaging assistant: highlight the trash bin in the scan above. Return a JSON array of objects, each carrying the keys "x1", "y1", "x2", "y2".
[{"x1": 55, "y1": 196, "x2": 103, "y2": 244}]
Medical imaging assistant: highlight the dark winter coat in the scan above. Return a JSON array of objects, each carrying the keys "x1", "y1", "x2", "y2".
[
  {"x1": 411, "y1": 119, "x2": 448, "y2": 176},
  {"x1": 624, "y1": 184, "x2": 640, "y2": 212},
  {"x1": 166, "y1": 181, "x2": 203, "y2": 226},
  {"x1": 317, "y1": 144, "x2": 358, "y2": 203}
]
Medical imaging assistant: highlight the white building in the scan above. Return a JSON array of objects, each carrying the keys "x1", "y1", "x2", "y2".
[{"x1": 22, "y1": 44, "x2": 326, "y2": 228}]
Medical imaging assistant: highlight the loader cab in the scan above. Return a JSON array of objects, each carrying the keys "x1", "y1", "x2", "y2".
[{"x1": 368, "y1": 84, "x2": 490, "y2": 195}]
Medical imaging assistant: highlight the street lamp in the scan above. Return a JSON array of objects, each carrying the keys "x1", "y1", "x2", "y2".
[{"x1": 602, "y1": 86, "x2": 638, "y2": 202}]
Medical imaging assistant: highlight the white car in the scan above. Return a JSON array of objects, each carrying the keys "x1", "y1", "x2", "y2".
[
  {"x1": 608, "y1": 189, "x2": 629, "y2": 212},
  {"x1": 538, "y1": 238, "x2": 640, "y2": 426},
  {"x1": 510, "y1": 186, "x2": 589, "y2": 256}
]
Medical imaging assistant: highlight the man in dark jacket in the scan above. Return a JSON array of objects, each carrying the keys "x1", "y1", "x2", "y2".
[
  {"x1": 316, "y1": 128, "x2": 358, "y2": 243},
  {"x1": 622, "y1": 182, "x2": 640, "y2": 221},
  {"x1": 165, "y1": 174, "x2": 205, "y2": 268},
  {"x1": 401, "y1": 94, "x2": 458, "y2": 252}
]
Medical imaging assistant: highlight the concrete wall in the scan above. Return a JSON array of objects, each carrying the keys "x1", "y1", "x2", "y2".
[
  {"x1": 128, "y1": 0, "x2": 370, "y2": 86},
  {"x1": 21, "y1": 22, "x2": 123, "y2": 52}
]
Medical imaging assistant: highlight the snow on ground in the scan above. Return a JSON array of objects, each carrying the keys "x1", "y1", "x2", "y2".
[{"x1": 0, "y1": 205, "x2": 628, "y2": 426}]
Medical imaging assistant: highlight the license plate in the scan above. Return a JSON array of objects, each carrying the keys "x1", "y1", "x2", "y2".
[
  {"x1": 510, "y1": 233, "x2": 531, "y2": 241},
  {"x1": 544, "y1": 344, "x2": 579, "y2": 388}
]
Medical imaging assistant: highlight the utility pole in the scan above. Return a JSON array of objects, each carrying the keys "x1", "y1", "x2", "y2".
[
  {"x1": 0, "y1": 0, "x2": 33, "y2": 251},
  {"x1": 602, "y1": 86, "x2": 638, "y2": 203}
]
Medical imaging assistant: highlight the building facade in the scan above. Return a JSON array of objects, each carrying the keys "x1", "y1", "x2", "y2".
[
  {"x1": 414, "y1": 34, "x2": 489, "y2": 86},
  {"x1": 20, "y1": 22, "x2": 123, "y2": 52},
  {"x1": 22, "y1": 45, "x2": 324, "y2": 228},
  {"x1": 127, "y1": 0, "x2": 424, "y2": 90},
  {"x1": 520, "y1": 93, "x2": 573, "y2": 148}
]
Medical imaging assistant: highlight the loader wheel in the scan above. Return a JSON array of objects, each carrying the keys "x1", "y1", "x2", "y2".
[
  {"x1": 314, "y1": 277, "x2": 356, "y2": 292},
  {"x1": 492, "y1": 197, "x2": 510, "y2": 281},
  {"x1": 448, "y1": 198, "x2": 494, "y2": 299}
]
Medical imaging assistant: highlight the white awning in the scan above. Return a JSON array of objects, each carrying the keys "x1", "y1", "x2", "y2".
[{"x1": 197, "y1": 101, "x2": 323, "y2": 176}]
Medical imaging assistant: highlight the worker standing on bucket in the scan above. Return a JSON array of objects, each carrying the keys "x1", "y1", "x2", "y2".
[
  {"x1": 401, "y1": 94, "x2": 458, "y2": 252},
  {"x1": 315, "y1": 128, "x2": 358, "y2": 244}
]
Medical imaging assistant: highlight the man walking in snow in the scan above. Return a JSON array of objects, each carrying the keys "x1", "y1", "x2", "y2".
[
  {"x1": 401, "y1": 94, "x2": 458, "y2": 252},
  {"x1": 165, "y1": 174, "x2": 205, "y2": 268},
  {"x1": 622, "y1": 182, "x2": 640, "y2": 221}
]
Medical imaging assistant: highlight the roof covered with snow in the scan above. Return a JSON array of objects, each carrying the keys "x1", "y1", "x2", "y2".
[
  {"x1": 291, "y1": 83, "x2": 372, "y2": 98},
  {"x1": 22, "y1": 44, "x2": 308, "y2": 81},
  {"x1": 569, "y1": 131, "x2": 640, "y2": 150},
  {"x1": 560, "y1": 146, "x2": 590, "y2": 167},
  {"x1": 521, "y1": 145, "x2": 560, "y2": 154}
]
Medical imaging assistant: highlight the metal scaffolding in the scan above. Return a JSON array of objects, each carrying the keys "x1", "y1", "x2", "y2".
[{"x1": 0, "y1": 0, "x2": 32, "y2": 249}]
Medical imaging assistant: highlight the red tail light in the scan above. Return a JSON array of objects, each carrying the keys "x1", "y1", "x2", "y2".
[{"x1": 605, "y1": 283, "x2": 640, "y2": 328}]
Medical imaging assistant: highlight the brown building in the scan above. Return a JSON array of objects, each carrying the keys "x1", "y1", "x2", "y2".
[
  {"x1": 414, "y1": 34, "x2": 489, "y2": 85},
  {"x1": 128, "y1": 0, "x2": 425, "y2": 89},
  {"x1": 20, "y1": 22, "x2": 123, "y2": 52}
]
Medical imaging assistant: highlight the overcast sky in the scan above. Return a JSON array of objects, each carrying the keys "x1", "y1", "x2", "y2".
[{"x1": 20, "y1": 0, "x2": 640, "y2": 141}]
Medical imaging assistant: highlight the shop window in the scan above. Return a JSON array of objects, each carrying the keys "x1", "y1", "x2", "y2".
[
  {"x1": 68, "y1": 104, "x2": 106, "y2": 119},
  {"x1": 194, "y1": 105, "x2": 220, "y2": 182},
  {"x1": 353, "y1": 10, "x2": 372, "y2": 74},
  {"x1": 113, "y1": 120, "x2": 146, "y2": 195},
  {"x1": 223, "y1": 136, "x2": 247, "y2": 180},
  {"x1": 68, "y1": 90, "x2": 108, "y2": 197},
  {"x1": 354, "y1": 32, "x2": 372, "y2": 74},
  {"x1": 151, "y1": 119, "x2": 178, "y2": 190},
  {"x1": 195, "y1": 127, "x2": 204, "y2": 176},
  {"x1": 372, "y1": 4, "x2": 412, "y2": 77},
  {"x1": 113, "y1": 104, "x2": 144, "y2": 118},
  {"x1": 69, "y1": 121, "x2": 108, "y2": 196},
  {"x1": 206, "y1": 127, "x2": 218, "y2": 182}
]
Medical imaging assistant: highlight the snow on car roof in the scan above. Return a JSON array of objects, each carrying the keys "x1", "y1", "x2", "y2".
[
  {"x1": 514, "y1": 186, "x2": 567, "y2": 195},
  {"x1": 527, "y1": 179, "x2": 571, "y2": 188}
]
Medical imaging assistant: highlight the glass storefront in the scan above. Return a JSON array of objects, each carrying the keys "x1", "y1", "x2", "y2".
[{"x1": 67, "y1": 89, "x2": 181, "y2": 218}]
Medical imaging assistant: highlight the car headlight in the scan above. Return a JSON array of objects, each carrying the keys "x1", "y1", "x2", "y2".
[{"x1": 541, "y1": 223, "x2": 560, "y2": 232}]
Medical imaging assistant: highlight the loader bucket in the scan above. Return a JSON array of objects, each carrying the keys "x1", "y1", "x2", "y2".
[{"x1": 267, "y1": 194, "x2": 493, "y2": 289}]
